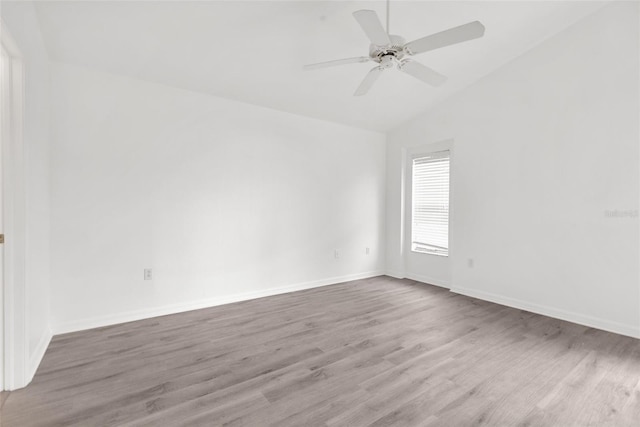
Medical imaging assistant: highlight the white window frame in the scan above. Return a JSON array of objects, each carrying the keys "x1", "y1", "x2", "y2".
[
  {"x1": 403, "y1": 140, "x2": 453, "y2": 259},
  {"x1": 411, "y1": 150, "x2": 450, "y2": 256}
]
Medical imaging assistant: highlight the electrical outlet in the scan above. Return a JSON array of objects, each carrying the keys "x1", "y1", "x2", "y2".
[
  {"x1": 334, "y1": 249, "x2": 340, "y2": 259},
  {"x1": 144, "y1": 269, "x2": 153, "y2": 280},
  {"x1": 468, "y1": 258, "x2": 474, "y2": 268},
  {"x1": 365, "y1": 247, "x2": 370, "y2": 255}
]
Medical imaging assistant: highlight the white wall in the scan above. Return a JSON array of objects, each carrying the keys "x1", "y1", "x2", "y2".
[
  {"x1": 2, "y1": 2, "x2": 52, "y2": 387},
  {"x1": 50, "y1": 63, "x2": 386, "y2": 333},
  {"x1": 386, "y1": 2, "x2": 639, "y2": 337}
]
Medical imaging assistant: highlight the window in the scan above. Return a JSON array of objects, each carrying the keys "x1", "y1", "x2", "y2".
[{"x1": 411, "y1": 150, "x2": 450, "y2": 256}]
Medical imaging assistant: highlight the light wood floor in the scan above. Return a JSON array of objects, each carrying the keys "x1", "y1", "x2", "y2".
[{"x1": 1, "y1": 276, "x2": 639, "y2": 426}]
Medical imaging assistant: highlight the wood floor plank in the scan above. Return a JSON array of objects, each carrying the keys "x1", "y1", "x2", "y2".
[{"x1": 1, "y1": 275, "x2": 639, "y2": 426}]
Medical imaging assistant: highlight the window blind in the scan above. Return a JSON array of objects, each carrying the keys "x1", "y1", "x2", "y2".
[{"x1": 411, "y1": 150, "x2": 450, "y2": 256}]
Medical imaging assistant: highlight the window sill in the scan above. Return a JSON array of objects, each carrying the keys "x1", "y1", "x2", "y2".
[{"x1": 411, "y1": 247, "x2": 448, "y2": 257}]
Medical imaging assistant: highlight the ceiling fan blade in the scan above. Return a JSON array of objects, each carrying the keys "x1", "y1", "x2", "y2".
[
  {"x1": 400, "y1": 60, "x2": 447, "y2": 87},
  {"x1": 353, "y1": 10, "x2": 391, "y2": 46},
  {"x1": 304, "y1": 56, "x2": 371, "y2": 71},
  {"x1": 404, "y1": 21, "x2": 485, "y2": 55},
  {"x1": 354, "y1": 67, "x2": 384, "y2": 96}
]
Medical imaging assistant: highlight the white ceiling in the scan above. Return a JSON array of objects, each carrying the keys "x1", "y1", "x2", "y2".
[{"x1": 34, "y1": 1, "x2": 608, "y2": 132}]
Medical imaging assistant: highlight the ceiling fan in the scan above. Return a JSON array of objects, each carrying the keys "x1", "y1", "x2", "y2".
[{"x1": 304, "y1": 1, "x2": 485, "y2": 96}]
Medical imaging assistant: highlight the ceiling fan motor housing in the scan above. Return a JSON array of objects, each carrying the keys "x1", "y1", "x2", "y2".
[{"x1": 369, "y1": 34, "x2": 406, "y2": 65}]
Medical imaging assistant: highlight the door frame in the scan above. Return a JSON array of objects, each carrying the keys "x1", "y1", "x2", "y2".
[{"x1": 1, "y1": 20, "x2": 27, "y2": 392}]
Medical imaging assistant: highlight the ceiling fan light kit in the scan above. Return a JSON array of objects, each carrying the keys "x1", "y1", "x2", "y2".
[{"x1": 304, "y1": 3, "x2": 485, "y2": 96}]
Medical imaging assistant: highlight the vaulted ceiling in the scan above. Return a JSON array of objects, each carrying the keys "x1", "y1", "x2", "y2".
[{"x1": 34, "y1": 1, "x2": 608, "y2": 131}]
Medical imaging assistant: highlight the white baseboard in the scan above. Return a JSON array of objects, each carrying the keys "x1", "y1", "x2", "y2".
[
  {"x1": 405, "y1": 272, "x2": 450, "y2": 289},
  {"x1": 385, "y1": 270, "x2": 405, "y2": 279},
  {"x1": 384, "y1": 270, "x2": 451, "y2": 289},
  {"x1": 27, "y1": 327, "x2": 52, "y2": 383},
  {"x1": 53, "y1": 271, "x2": 385, "y2": 335},
  {"x1": 451, "y1": 286, "x2": 640, "y2": 339}
]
